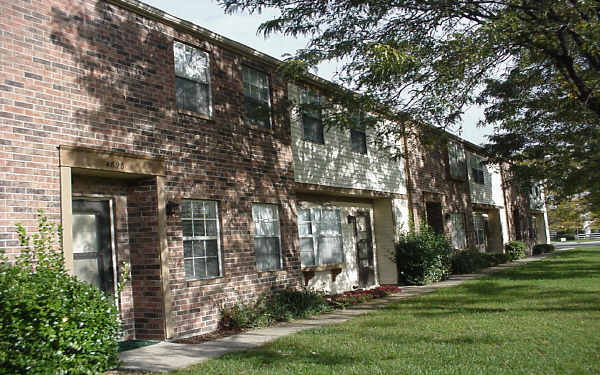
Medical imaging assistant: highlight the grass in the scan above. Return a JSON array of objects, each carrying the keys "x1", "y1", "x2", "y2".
[{"x1": 168, "y1": 248, "x2": 600, "y2": 375}]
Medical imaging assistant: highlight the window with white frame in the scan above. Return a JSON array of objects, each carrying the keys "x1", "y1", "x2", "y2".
[
  {"x1": 298, "y1": 208, "x2": 344, "y2": 267},
  {"x1": 350, "y1": 113, "x2": 367, "y2": 154},
  {"x1": 448, "y1": 141, "x2": 467, "y2": 180},
  {"x1": 243, "y1": 66, "x2": 271, "y2": 128},
  {"x1": 450, "y1": 213, "x2": 467, "y2": 249},
  {"x1": 252, "y1": 204, "x2": 282, "y2": 271},
  {"x1": 173, "y1": 41, "x2": 211, "y2": 115},
  {"x1": 301, "y1": 90, "x2": 324, "y2": 144},
  {"x1": 182, "y1": 200, "x2": 220, "y2": 280},
  {"x1": 470, "y1": 155, "x2": 486, "y2": 185}
]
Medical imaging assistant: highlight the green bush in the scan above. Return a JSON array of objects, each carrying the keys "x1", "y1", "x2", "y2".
[
  {"x1": 486, "y1": 252, "x2": 511, "y2": 265},
  {"x1": 220, "y1": 289, "x2": 332, "y2": 330},
  {"x1": 392, "y1": 226, "x2": 452, "y2": 285},
  {"x1": 451, "y1": 250, "x2": 490, "y2": 274},
  {"x1": 505, "y1": 241, "x2": 527, "y2": 260},
  {"x1": 0, "y1": 212, "x2": 120, "y2": 374},
  {"x1": 533, "y1": 244, "x2": 555, "y2": 254}
]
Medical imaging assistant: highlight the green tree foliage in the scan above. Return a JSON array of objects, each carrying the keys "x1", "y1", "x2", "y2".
[
  {"x1": 548, "y1": 194, "x2": 600, "y2": 232},
  {"x1": 219, "y1": 0, "x2": 600, "y2": 207}
]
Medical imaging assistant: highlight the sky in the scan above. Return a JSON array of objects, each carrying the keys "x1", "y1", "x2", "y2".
[{"x1": 143, "y1": 0, "x2": 493, "y2": 145}]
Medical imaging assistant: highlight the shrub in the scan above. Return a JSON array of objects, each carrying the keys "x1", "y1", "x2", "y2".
[
  {"x1": 533, "y1": 244, "x2": 555, "y2": 254},
  {"x1": 326, "y1": 285, "x2": 401, "y2": 308},
  {"x1": 505, "y1": 241, "x2": 527, "y2": 260},
  {"x1": 220, "y1": 288, "x2": 332, "y2": 330},
  {"x1": 0, "y1": 212, "x2": 120, "y2": 375},
  {"x1": 392, "y1": 226, "x2": 452, "y2": 285},
  {"x1": 451, "y1": 250, "x2": 490, "y2": 274},
  {"x1": 486, "y1": 252, "x2": 510, "y2": 265}
]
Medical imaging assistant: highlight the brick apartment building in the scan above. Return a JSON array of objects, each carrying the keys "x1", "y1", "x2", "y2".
[{"x1": 0, "y1": 0, "x2": 549, "y2": 341}]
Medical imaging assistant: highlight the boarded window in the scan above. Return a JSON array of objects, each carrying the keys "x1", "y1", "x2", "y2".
[
  {"x1": 182, "y1": 200, "x2": 220, "y2": 280},
  {"x1": 252, "y1": 204, "x2": 282, "y2": 271},
  {"x1": 243, "y1": 66, "x2": 271, "y2": 128},
  {"x1": 450, "y1": 213, "x2": 467, "y2": 249},
  {"x1": 448, "y1": 141, "x2": 467, "y2": 179},
  {"x1": 174, "y1": 41, "x2": 210, "y2": 115},
  {"x1": 298, "y1": 208, "x2": 343, "y2": 267}
]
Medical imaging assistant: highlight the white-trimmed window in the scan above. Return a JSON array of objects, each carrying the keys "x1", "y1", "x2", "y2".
[
  {"x1": 448, "y1": 141, "x2": 467, "y2": 180},
  {"x1": 350, "y1": 114, "x2": 367, "y2": 154},
  {"x1": 450, "y1": 213, "x2": 467, "y2": 249},
  {"x1": 298, "y1": 208, "x2": 344, "y2": 267},
  {"x1": 182, "y1": 200, "x2": 221, "y2": 280},
  {"x1": 173, "y1": 41, "x2": 211, "y2": 115},
  {"x1": 470, "y1": 155, "x2": 486, "y2": 185},
  {"x1": 252, "y1": 204, "x2": 282, "y2": 271},
  {"x1": 243, "y1": 66, "x2": 271, "y2": 128},
  {"x1": 301, "y1": 90, "x2": 324, "y2": 144}
]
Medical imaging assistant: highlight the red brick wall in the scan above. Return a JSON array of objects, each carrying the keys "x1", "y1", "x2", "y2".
[
  {"x1": 1, "y1": 0, "x2": 300, "y2": 338},
  {"x1": 404, "y1": 133, "x2": 475, "y2": 247}
]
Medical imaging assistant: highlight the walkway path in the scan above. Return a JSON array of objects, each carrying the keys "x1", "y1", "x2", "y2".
[{"x1": 119, "y1": 249, "x2": 568, "y2": 373}]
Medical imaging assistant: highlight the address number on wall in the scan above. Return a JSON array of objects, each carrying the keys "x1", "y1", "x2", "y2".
[{"x1": 105, "y1": 160, "x2": 125, "y2": 169}]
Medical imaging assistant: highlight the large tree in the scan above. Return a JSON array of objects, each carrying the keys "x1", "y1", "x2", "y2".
[{"x1": 220, "y1": 0, "x2": 600, "y2": 208}]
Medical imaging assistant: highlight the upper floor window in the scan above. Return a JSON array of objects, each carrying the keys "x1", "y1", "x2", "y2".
[
  {"x1": 298, "y1": 208, "x2": 343, "y2": 267},
  {"x1": 243, "y1": 66, "x2": 271, "y2": 128},
  {"x1": 252, "y1": 204, "x2": 282, "y2": 271},
  {"x1": 471, "y1": 156, "x2": 485, "y2": 185},
  {"x1": 181, "y1": 200, "x2": 221, "y2": 280},
  {"x1": 350, "y1": 114, "x2": 367, "y2": 154},
  {"x1": 448, "y1": 141, "x2": 467, "y2": 180},
  {"x1": 301, "y1": 90, "x2": 324, "y2": 144},
  {"x1": 173, "y1": 41, "x2": 211, "y2": 115}
]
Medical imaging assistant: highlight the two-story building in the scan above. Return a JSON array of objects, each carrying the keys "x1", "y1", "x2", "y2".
[{"x1": 0, "y1": 0, "x2": 549, "y2": 341}]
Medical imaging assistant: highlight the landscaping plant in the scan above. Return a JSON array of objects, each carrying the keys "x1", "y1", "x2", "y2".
[
  {"x1": 505, "y1": 241, "x2": 527, "y2": 260},
  {"x1": 392, "y1": 226, "x2": 452, "y2": 285},
  {"x1": 0, "y1": 212, "x2": 120, "y2": 375},
  {"x1": 533, "y1": 244, "x2": 555, "y2": 254}
]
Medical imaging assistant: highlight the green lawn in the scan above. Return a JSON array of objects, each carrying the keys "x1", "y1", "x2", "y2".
[{"x1": 172, "y1": 248, "x2": 600, "y2": 375}]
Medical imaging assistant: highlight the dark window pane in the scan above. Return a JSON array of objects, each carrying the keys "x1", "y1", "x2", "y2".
[
  {"x1": 194, "y1": 258, "x2": 207, "y2": 279},
  {"x1": 192, "y1": 240, "x2": 204, "y2": 258},
  {"x1": 182, "y1": 220, "x2": 193, "y2": 237},
  {"x1": 205, "y1": 239, "x2": 218, "y2": 257},
  {"x1": 193, "y1": 220, "x2": 205, "y2": 236},
  {"x1": 206, "y1": 257, "x2": 220, "y2": 277},
  {"x1": 175, "y1": 77, "x2": 209, "y2": 115},
  {"x1": 245, "y1": 96, "x2": 271, "y2": 128},
  {"x1": 303, "y1": 114, "x2": 324, "y2": 144},
  {"x1": 351, "y1": 129, "x2": 367, "y2": 154},
  {"x1": 184, "y1": 259, "x2": 194, "y2": 278},
  {"x1": 183, "y1": 240, "x2": 193, "y2": 258}
]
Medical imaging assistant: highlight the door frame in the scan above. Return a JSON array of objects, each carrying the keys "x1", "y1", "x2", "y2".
[
  {"x1": 354, "y1": 210, "x2": 375, "y2": 288},
  {"x1": 72, "y1": 194, "x2": 119, "y2": 302}
]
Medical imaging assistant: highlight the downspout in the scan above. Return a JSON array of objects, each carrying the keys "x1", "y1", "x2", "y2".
[
  {"x1": 500, "y1": 165, "x2": 512, "y2": 243},
  {"x1": 402, "y1": 126, "x2": 415, "y2": 232}
]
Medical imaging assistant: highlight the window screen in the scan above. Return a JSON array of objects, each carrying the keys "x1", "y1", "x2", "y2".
[
  {"x1": 448, "y1": 141, "x2": 467, "y2": 179},
  {"x1": 298, "y1": 208, "x2": 343, "y2": 267},
  {"x1": 252, "y1": 204, "x2": 282, "y2": 271},
  {"x1": 174, "y1": 41, "x2": 210, "y2": 115},
  {"x1": 182, "y1": 200, "x2": 220, "y2": 279}
]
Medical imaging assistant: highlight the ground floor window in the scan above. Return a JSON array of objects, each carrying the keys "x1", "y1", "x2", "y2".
[
  {"x1": 252, "y1": 203, "x2": 282, "y2": 271},
  {"x1": 298, "y1": 208, "x2": 344, "y2": 267},
  {"x1": 182, "y1": 200, "x2": 221, "y2": 280},
  {"x1": 450, "y1": 213, "x2": 467, "y2": 249}
]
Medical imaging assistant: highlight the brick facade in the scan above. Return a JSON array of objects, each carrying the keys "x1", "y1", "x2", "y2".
[
  {"x1": 1, "y1": 0, "x2": 549, "y2": 340},
  {"x1": 1, "y1": 0, "x2": 300, "y2": 339}
]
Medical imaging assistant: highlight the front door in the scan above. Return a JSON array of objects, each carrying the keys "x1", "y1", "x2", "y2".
[
  {"x1": 72, "y1": 199, "x2": 116, "y2": 296},
  {"x1": 355, "y1": 211, "x2": 375, "y2": 288},
  {"x1": 425, "y1": 202, "x2": 444, "y2": 234}
]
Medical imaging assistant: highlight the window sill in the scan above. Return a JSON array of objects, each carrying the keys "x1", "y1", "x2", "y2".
[
  {"x1": 303, "y1": 138, "x2": 325, "y2": 145},
  {"x1": 301, "y1": 263, "x2": 343, "y2": 272},
  {"x1": 177, "y1": 108, "x2": 213, "y2": 121},
  {"x1": 185, "y1": 276, "x2": 223, "y2": 287}
]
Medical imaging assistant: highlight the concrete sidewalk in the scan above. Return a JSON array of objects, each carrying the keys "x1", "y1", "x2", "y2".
[{"x1": 119, "y1": 250, "x2": 567, "y2": 373}]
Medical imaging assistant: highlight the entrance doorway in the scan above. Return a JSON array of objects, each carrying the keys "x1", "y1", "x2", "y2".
[
  {"x1": 425, "y1": 201, "x2": 444, "y2": 234},
  {"x1": 355, "y1": 211, "x2": 375, "y2": 288},
  {"x1": 72, "y1": 199, "x2": 116, "y2": 296}
]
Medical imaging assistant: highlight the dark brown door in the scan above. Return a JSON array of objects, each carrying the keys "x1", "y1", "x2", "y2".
[
  {"x1": 355, "y1": 211, "x2": 375, "y2": 288},
  {"x1": 72, "y1": 199, "x2": 115, "y2": 296},
  {"x1": 425, "y1": 202, "x2": 444, "y2": 234}
]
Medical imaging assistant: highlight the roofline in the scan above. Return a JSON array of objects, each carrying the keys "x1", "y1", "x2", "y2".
[{"x1": 106, "y1": 0, "x2": 488, "y2": 154}]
